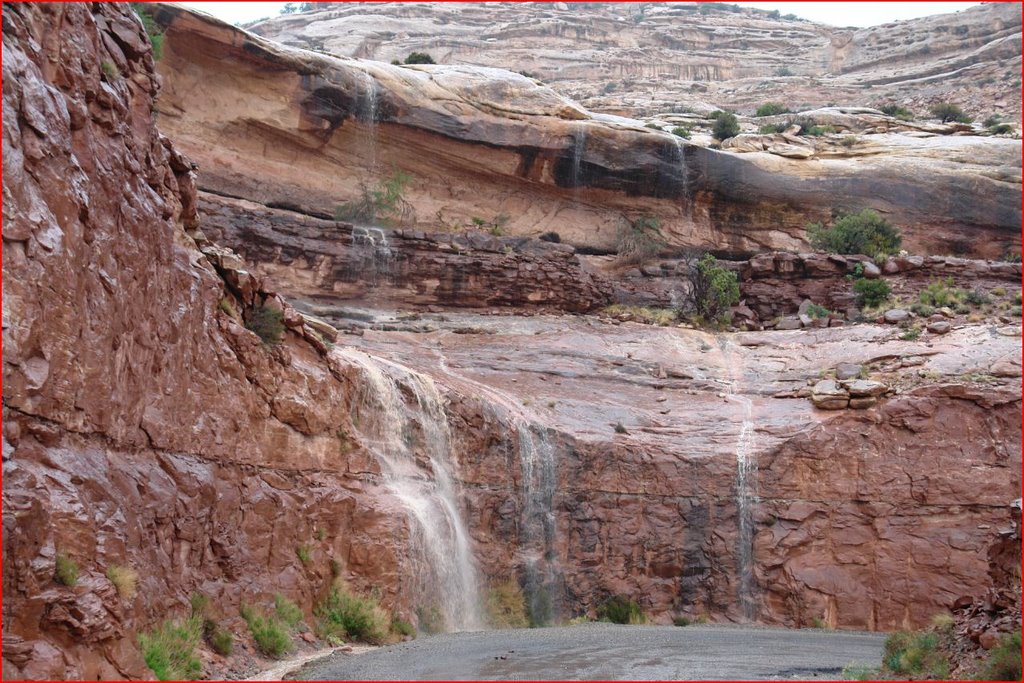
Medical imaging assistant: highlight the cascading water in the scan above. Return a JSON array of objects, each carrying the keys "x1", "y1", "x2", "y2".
[
  {"x1": 672, "y1": 135, "x2": 692, "y2": 220},
  {"x1": 516, "y1": 423, "x2": 562, "y2": 625},
  {"x1": 360, "y1": 71, "x2": 380, "y2": 170},
  {"x1": 730, "y1": 392, "x2": 757, "y2": 621},
  {"x1": 336, "y1": 348, "x2": 484, "y2": 631},
  {"x1": 349, "y1": 226, "x2": 392, "y2": 283}
]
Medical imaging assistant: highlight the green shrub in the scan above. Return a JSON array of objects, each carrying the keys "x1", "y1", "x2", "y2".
[
  {"x1": 241, "y1": 603, "x2": 292, "y2": 658},
  {"x1": 978, "y1": 631, "x2": 1022, "y2": 681},
  {"x1": 882, "y1": 630, "x2": 949, "y2": 678},
  {"x1": 100, "y1": 61, "x2": 119, "y2": 80},
  {"x1": 807, "y1": 209, "x2": 902, "y2": 259},
  {"x1": 55, "y1": 553, "x2": 78, "y2": 587},
  {"x1": 805, "y1": 303, "x2": 831, "y2": 319},
  {"x1": 131, "y1": 4, "x2": 165, "y2": 60},
  {"x1": 686, "y1": 253, "x2": 740, "y2": 322},
  {"x1": 899, "y1": 325, "x2": 922, "y2": 341},
  {"x1": 616, "y1": 215, "x2": 665, "y2": 264},
  {"x1": 245, "y1": 304, "x2": 284, "y2": 346},
  {"x1": 919, "y1": 278, "x2": 961, "y2": 307},
  {"x1": 485, "y1": 579, "x2": 529, "y2": 628},
  {"x1": 963, "y1": 289, "x2": 992, "y2": 306},
  {"x1": 597, "y1": 596, "x2": 646, "y2": 625},
  {"x1": 415, "y1": 605, "x2": 446, "y2": 635},
  {"x1": 106, "y1": 565, "x2": 137, "y2": 599},
  {"x1": 205, "y1": 621, "x2": 234, "y2": 656},
  {"x1": 335, "y1": 169, "x2": 414, "y2": 226},
  {"x1": 672, "y1": 615, "x2": 691, "y2": 627},
  {"x1": 991, "y1": 286, "x2": 1007, "y2": 297},
  {"x1": 601, "y1": 304, "x2": 677, "y2": 326},
  {"x1": 274, "y1": 594, "x2": 304, "y2": 629},
  {"x1": 839, "y1": 135, "x2": 858, "y2": 147},
  {"x1": 315, "y1": 584, "x2": 390, "y2": 643},
  {"x1": 930, "y1": 102, "x2": 972, "y2": 123},
  {"x1": 295, "y1": 544, "x2": 312, "y2": 565},
  {"x1": 879, "y1": 104, "x2": 914, "y2": 120},
  {"x1": 758, "y1": 123, "x2": 787, "y2": 134},
  {"x1": 1013, "y1": 291, "x2": 1022, "y2": 305},
  {"x1": 853, "y1": 278, "x2": 891, "y2": 308},
  {"x1": 671, "y1": 126, "x2": 691, "y2": 139},
  {"x1": 909, "y1": 302, "x2": 935, "y2": 317},
  {"x1": 404, "y1": 52, "x2": 435, "y2": 64},
  {"x1": 391, "y1": 617, "x2": 416, "y2": 638},
  {"x1": 755, "y1": 102, "x2": 789, "y2": 117},
  {"x1": 139, "y1": 616, "x2": 203, "y2": 680},
  {"x1": 775, "y1": 66, "x2": 793, "y2": 77},
  {"x1": 712, "y1": 111, "x2": 740, "y2": 140}
]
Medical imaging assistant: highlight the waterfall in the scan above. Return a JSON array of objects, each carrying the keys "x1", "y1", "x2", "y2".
[
  {"x1": 731, "y1": 393, "x2": 757, "y2": 621},
  {"x1": 350, "y1": 226, "x2": 392, "y2": 283},
  {"x1": 672, "y1": 135, "x2": 692, "y2": 220},
  {"x1": 360, "y1": 71, "x2": 379, "y2": 170},
  {"x1": 336, "y1": 348, "x2": 484, "y2": 631},
  {"x1": 571, "y1": 125, "x2": 586, "y2": 190},
  {"x1": 516, "y1": 424, "x2": 562, "y2": 625}
]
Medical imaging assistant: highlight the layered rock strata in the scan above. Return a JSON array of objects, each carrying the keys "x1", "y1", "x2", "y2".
[{"x1": 152, "y1": 5, "x2": 1021, "y2": 259}]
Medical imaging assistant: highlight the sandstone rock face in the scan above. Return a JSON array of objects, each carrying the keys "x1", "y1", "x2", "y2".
[
  {"x1": 151, "y1": 5, "x2": 1020, "y2": 260},
  {"x1": 249, "y1": 3, "x2": 1023, "y2": 124}
]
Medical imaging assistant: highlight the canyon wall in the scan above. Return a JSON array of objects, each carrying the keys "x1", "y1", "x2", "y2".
[{"x1": 153, "y1": 5, "x2": 1021, "y2": 260}]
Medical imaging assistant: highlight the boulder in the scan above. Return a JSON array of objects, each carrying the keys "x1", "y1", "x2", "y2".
[
  {"x1": 927, "y1": 320, "x2": 952, "y2": 334},
  {"x1": 776, "y1": 317, "x2": 802, "y2": 330},
  {"x1": 841, "y1": 379, "x2": 888, "y2": 398},
  {"x1": 811, "y1": 380, "x2": 850, "y2": 410},
  {"x1": 835, "y1": 363, "x2": 863, "y2": 380},
  {"x1": 884, "y1": 309, "x2": 911, "y2": 323}
]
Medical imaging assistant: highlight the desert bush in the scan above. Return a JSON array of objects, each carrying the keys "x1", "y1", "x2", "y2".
[
  {"x1": 485, "y1": 579, "x2": 530, "y2": 628},
  {"x1": 404, "y1": 52, "x2": 435, "y2": 64},
  {"x1": 839, "y1": 135, "x2": 858, "y2": 147},
  {"x1": 930, "y1": 102, "x2": 971, "y2": 123},
  {"x1": 671, "y1": 125, "x2": 691, "y2": 139},
  {"x1": 899, "y1": 325, "x2": 922, "y2": 341},
  {"x1": 909, "y1": 302, "x2": 935, "y2": 317},
  {"x1": 315, "y1": 583, "x2": 389, "y2": 644},
  {"x1": 101, "y1": 61, "x2": 119, "y2": 80},
  {"x1": 245, "y1": 304, "x2": 284, "y2": 346},
  {"x1": 106, "y1": 565, "x2": 138, "y2": 600},
  {"x1": 613, "y1": 422, "x2": 628, "y2": 434},
  {"x1": 918, "y1": 278, "x2": 961, "y2": 308},
  {"x1": 274, "y1": 594, "x2": 305, "y2": 629},
  {"x1": 672, "y1": 615, "x2": 691, "y2": 627},
  {"x1": 978, "y1": 631, "x2": 1022, "y2": 681},
  {"x1": 775, "y1": 66, "x2": 793, "y2": 76},
  {"x1": 391, "y1": 617, "x2": 416, "y2": 638},
  {"x1": 615, "y1": 215, "x2": 665, "y2": 264},
  {"x1": 755, "y1": 102, "x2": 789, "y2": 117},
  {"x1": 806, "y1": 209, "x2": 902, "y2": 259},
  {"x1": 602, "y1": 304, "x2": 677, "y2": 326},
  {"x1": 335, "y1": 169, "x2": 414, "y2": 226},
  {"x1": 963, "y1": 288, "x2": 992, "y2": 306},
  {"x1": 711, "y1": 111, "x2": 740, "y2": 140},
  {"x1": 241, "y1": 603, "x2": 292, "y2": 658},
  {"x1": 685, "y1": 253, "x2": 740, "y2": 322},
  {"x1": 882, "y1": 630, "x2": 949, "y2": 678},
  {"x1": 207, "y1": 623, "x2": 234, "y2": 656},
  {"x1": 758, "y1": 123, "x2": 787, "y2": 134},
  {"x1": 139, "y1": 616, "x2": 203, "y2": 680},
  {"x1": 879, "y1": 104, "x2": 914, "y2": 120},
  {"x1": 597, "y1": 596, "x2": 646, "y2": 625},
  {"x1": 55, "y1": 553, "x2": 78, "y2": 587},
  {"x1": 853, "y1": 278, "x2": 891, "y2": 308},
  {"x1": 415, "y1": 605, "x2": 446, "y2": 634},
  {"x1": 805, "y1": 303, "x2": 831, "y2": 319}
]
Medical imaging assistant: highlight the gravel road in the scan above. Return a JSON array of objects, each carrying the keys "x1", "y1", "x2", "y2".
[{"x1": 292, "y1": 623, "x2": 886, "y2": 680}]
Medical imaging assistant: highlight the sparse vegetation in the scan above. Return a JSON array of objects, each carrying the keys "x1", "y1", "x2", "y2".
[
  {"x1": 839, "y1": 135, "x2": 858, "y2": 148},
  {"x1": 977, "y1": 631, "x2": 1022, "y2": 681},
  {"x1": 672, "y1": 615, "x2": 691, "y2": 627},
  {"x1": 415, "y1": 605, "x2": 446, "y2": 635},
  {"x1": 131, "y1": 3, "x2": 165, "y2": 60},
  {"x1": 758, "y1": 123, "x2": 787, "y2": 134},
  {"x1": 671, "y1": 125, "x2": 692, "y2": 139},
  {"x1": 596, "y1": 596, "x2": 646, "y2": 625},
  {"x1": 929, "y1": 102, "x2": 972, "y2": 124},
  {"x1": 101, "y1": 60, "x2": 119, "y2": 80},
  {"x1": 963, "y1": 288, "x2": 992, "y2": 306},
  {"x1": 615, "y1": 215, "x2": 665, "y2": 264},
  {"x1": 295, "y1": 543, "x2": 312, "y2": 565},
  {"x1": 485, "y1": 579, "x2": 530, "y2": 628},
  {"x1": 245, "y1": 304, "x2": 285, "y2": 346},
  {"x1": 853, "y1": 278, "x2": 891, "y2": 308},
  {"x1": 601, "y1": 304, "x2": 677, "y2": 326},
  {"x1": 55, "y1": 553, "x2": 78, "y2": 587},
  {"x1": 684, "y1": 253, "x2": 740, "y2": 323},
  {"x1": 391, "y1": 617, "x2": 415, "y2": 638},
  {"x1": 404, "y1": 52, "x2": 435, "y2": 65},
  {"x1": 207, "y1": 623, "x2": 234, "y2": 656},
  {"x1": 918, "y1": 278, "x2": 961, "y2": 308},
  {"x1": 899, "y1": 325, "x2": 922, "y2": 341},
  {"x1": 274, "y1": 594, "x2": 305, "y2": 629},
  {"x1": 775, "y1": 66, "x2": 793, "y2": 77},
  {"x1": 807, "y1": 209, "x2": 902, "y2": 259},
  {"x1": 711, "y1": 111, "x2": 740, "y2": 140},
  {"x1": 241, "y1": 602, "x2": 293, "y2": 658},
  {"x1": 315, "y1": 583, "x2": 390, "y2": 644},
  {"x1": 139, "y1": 616, "x2": 203, "y2": 681},
  {"x1": 805, "y1": 303, "x2": 831, "y2": 319},
  {"x1": 755, "y1": 102, "x2": 789, "y2": 117},
  {"x1": 881, "y1": 630, "x2": 949, "y2": 679},
  {"x1": 106, "y1": 564, "x2": 138, "y2": 600},
  {"x1": 879, "y1": 104, "x2": 914, "y2": 120},
  {"x1": 613, "y1": 422, "x2": 628, "y2": 434},
  {"x1": 335, "y1": 169, "x2": 415, "y2": 227}
]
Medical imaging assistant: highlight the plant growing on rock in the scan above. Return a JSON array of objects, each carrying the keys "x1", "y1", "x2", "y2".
[
  {"x1": 139, "y1": 616, "x2": 203, "y2": 680},
  {"x1": 755, "y1": 102, "x2": 789, "y2": 117},
  {"x1": 315, "y1": 582, "x2": 390, "y2": 643},
  {"x1": 711, "y1": 111, "x2": 740, "y2": 140},
  {"x1": 879, "y1": 104, "x2": 914, "y2": 120},
  {"x1": 806, "y1": 209, "x2": 902, "y2": 259},
  {"x1": 918, "y1": 278, "x2": 961, "y2": 308},
  {"x1": 596, "y1": 596, "x2": 646, "y2": 624},
  {"x1": 758, "y1": 123, "x2": 787, "y2": 134},
  {"x1": 404, "y1": 51, "x2": 435, "y2": 65},
  {"x1": 485, "y1": 579, "x2": 530, "y2": 628},
  {"x1": 55, "y1": 553, "x2": 78, "y2": 586},
  {"x1": 615, "y1": 215, "x2": 665, "y2": 264},
  {"x1": 977, "y1": 631, "x2": 1022, "y2": 681},
  {"x1": 671, "y1": 125, "x2": 691, "y2": 139},
  {"x1": 106, "y1": 564, "x2": 138, "y2": 599},
  {"x1": 130, "y1": 3, "x2": 165, "y2": 60},
  {"x1": 851, "y1": 276, "x2": 891, "y2": 309},
  {"x1": 684, "y1": 253, "x2": 740, "y2": 323},
  {"x1": 245, "y1": 304, "x2": 285, "y2": 346},
  {"x1": 241, "y1": 602, "x2": 293, "y2": 658},
  {"x1": 881, "y1": 630, "x2": 950, "y2": 679},
  {"x1": 929, "y1": 102, "x2": 971, "y2": 123},
  {"x1": 335, "y1": 169, "x2": 415, "y2": 227}
]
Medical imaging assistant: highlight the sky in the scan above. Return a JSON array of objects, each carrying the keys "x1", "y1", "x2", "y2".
[{"x1": 181, "y1": 1, "x2": 984, "y2": 29}]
